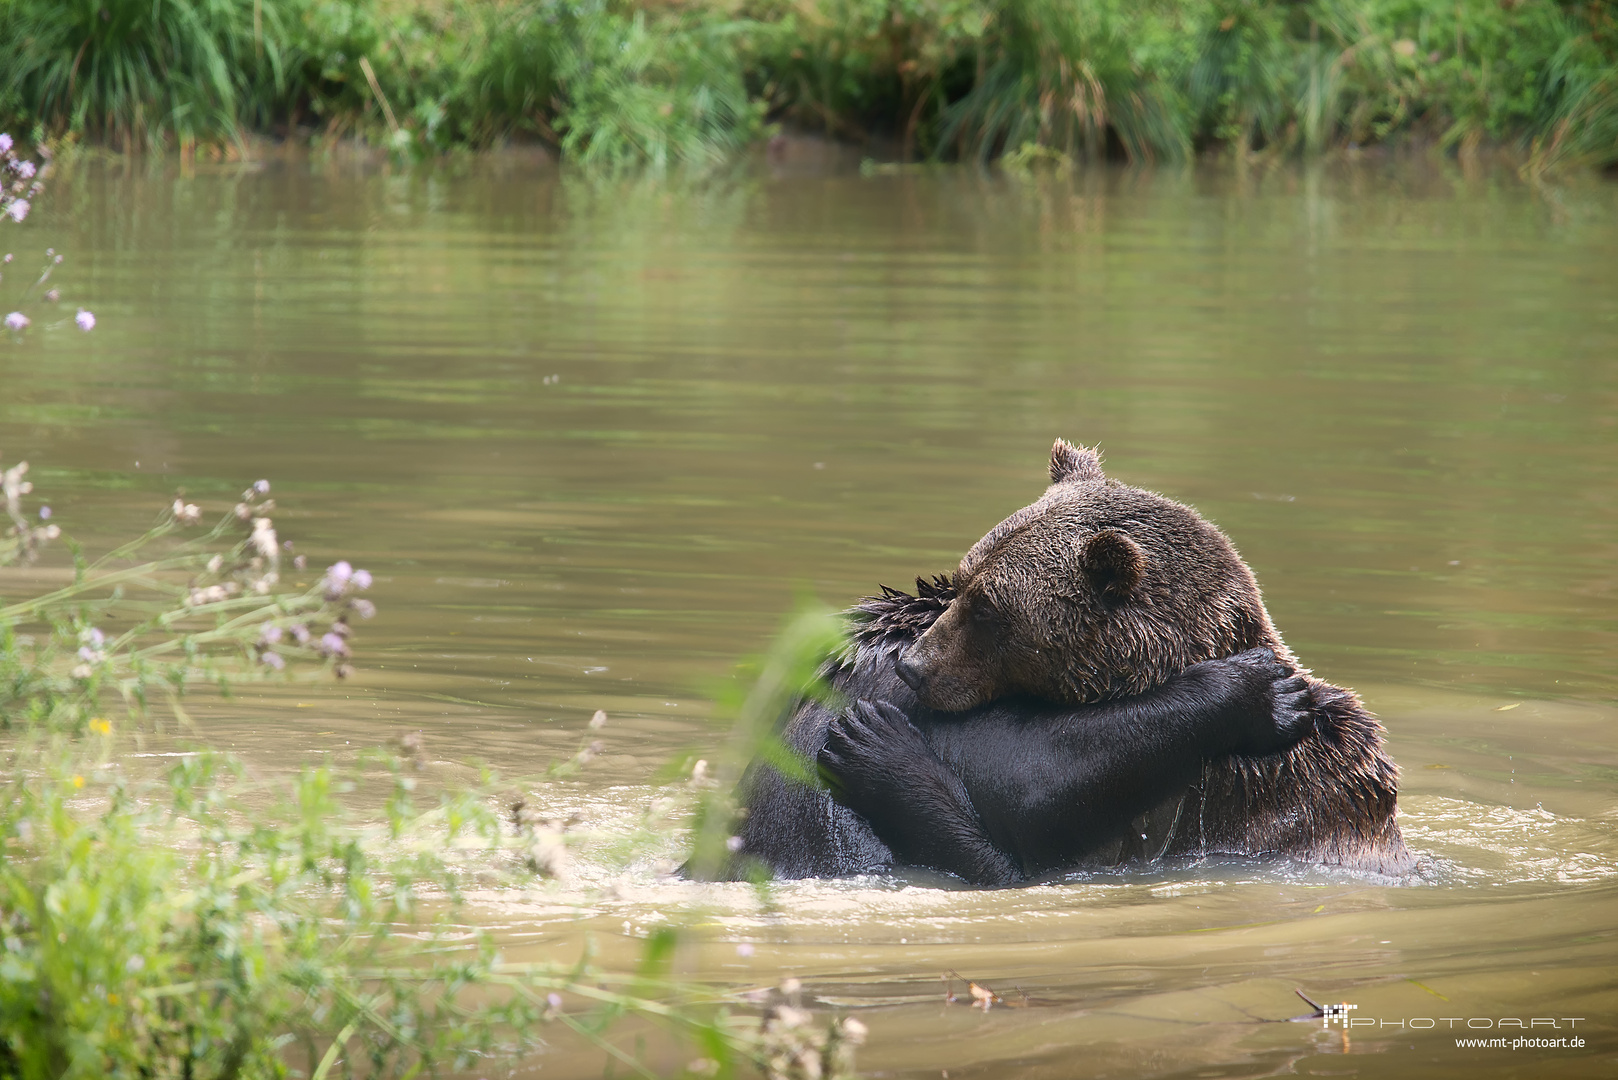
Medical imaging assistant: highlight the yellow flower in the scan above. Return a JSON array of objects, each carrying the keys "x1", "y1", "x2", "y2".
[
  {"x1": 91, "y1": 718, "x2": 111, "y2": 735},
  {"x1": 72, "y1": 774, "x2": 84, "y2": 788}
]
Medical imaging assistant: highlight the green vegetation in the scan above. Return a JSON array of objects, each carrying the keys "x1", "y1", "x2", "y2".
[
  {"x1": 0, "y1": 0, "x2": 1613, "y2": 169},
  {"x1": 0, "y1": 451, "x2": 862, "y2": 1078}
]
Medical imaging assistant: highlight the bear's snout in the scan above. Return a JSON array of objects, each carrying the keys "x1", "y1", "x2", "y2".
[
  {"x1": 894, "y1": 649, "x2": 925, "y2": 693},
  {"x1": 894, "y1": 631, "x2": 991, "y2": 712}
]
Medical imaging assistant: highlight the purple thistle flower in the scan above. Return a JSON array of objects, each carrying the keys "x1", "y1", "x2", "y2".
[
  {"x1": 74, "y1": 310, "x2": 95, "y2": 331},
  {"x1": 320, "y1": 632, "x2": 350, "y2": 658},
  {"x1": 253, "y1": 479, "x2": 270, "y2": 494},
  {"x1": 86, "y1": 628, "x2": 105, "y2": 649},
  {"x1": 38, "y1": 506, "x2": 50, "y2": 520},
  {"x1": 260, "y1": 623, "x2": 284, "y2": 645},
  {"x1": 78, "y1": 646, "x2": 97, "y2": 662},
  {"x1": 547, "y1": 993, "x2": 563, "y2": 1010},
  {"x1": 290, "y1": 623, "x2": 311, "y2": 645},
  {"x1": 43, "y1": 290, "x2": 59, "y2": 303},
  {"x1": 6, "y1": 201, "x2": 26, "y2": 223},
  {"x1": 352, "y1": 598, "x2": 377, "y2": 619},
  {"x1": 15, "y1": 161, "x2": 34, "y2": 180},
  {"x1": 4, "y1": 312, "x2": 28, "y2": 331},
  {"x1": 352, "y1": 569, "x2": 372, "y2": 590},
  {"x1": 324, "y1": 560, "x2": 353, "y2": 599},
  {"x1": 262, "y1": 651, "x2": 286, "y2": 671},
  {"x1": 0, "y1": 134, "x2": 11, "y2": 153}
]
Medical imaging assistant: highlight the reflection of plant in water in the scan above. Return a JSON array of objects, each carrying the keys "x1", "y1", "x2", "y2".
[{"x1": 0, "y1": 465, "x2": 867, "y2": 1078}]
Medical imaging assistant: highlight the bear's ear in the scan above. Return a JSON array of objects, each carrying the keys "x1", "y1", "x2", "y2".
[
  {"x1": 1050, "y1": 439, "x2": 1105, "y2": 485},
  {"x1": 1082, "y1": 529, "x2": 1145, "y2": 604}
]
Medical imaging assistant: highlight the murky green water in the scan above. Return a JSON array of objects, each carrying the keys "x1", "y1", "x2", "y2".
[{"x1": 5, "y1": 152, "x2": 1617, "y2": 1077}]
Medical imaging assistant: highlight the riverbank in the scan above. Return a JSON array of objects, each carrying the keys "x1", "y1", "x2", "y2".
[{"x1": 1, "y1": 0, "x2": 1614, "y2": 172}]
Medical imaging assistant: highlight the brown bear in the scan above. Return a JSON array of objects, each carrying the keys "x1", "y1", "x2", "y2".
[
  {"x1": 875, "y1": 439, "x2": 1411, "y2": 877},
  {"x1": 716, "y1": 440, "x2": 1409, "y2": 884}
]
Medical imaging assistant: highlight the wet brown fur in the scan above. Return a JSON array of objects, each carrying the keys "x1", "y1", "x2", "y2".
[{"x1": 871, "y1": 440, "x2": 1411, "y2": 876}]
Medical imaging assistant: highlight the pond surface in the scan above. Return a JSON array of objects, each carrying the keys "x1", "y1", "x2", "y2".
[{"x1": 4, "y1": 150, "x2": 1617, "y2": 1077}]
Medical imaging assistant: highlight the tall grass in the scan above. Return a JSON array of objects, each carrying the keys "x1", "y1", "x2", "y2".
[
  {"x1": 1531, "y1": 33, "x2": 1618, "y2": 172},
  {"x1": 0, "y1": 0, "x2": 1613, "y2": 168},
  {"x1": 942, "y1": 0, "x2": 1189, "y2": 163},
  {"x1": 0, "y1": 0, "x2": 281, "y2": 151},
  {"x1": 553, "y1": 4, "x2": 765, "y2": 169}
]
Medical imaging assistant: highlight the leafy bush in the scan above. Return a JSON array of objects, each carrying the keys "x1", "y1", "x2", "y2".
[
  {"x1": 1531, "y1": 31, "x2": 1618, "y2": 171},
  {"x1": 553, "y1": 2, "x2": 766, "y2": 168},
  {"x1": 1304, "y1": 0, "x2": 1571, "y2": 149},
  {"x1": 1185, "y1": 0, "x2": 1291, "y2": 152},
  {"x1": 462, "y1": 0, "x2": 563, "y2": 143},
  {"x1": 942, "y1": 0, "x2": 1188, "y2": 163},
  {"x1": 738, "y1": 0, "x2": 984, "y2": 155},
  {"x1": 274, "y1": 0, "x2": 389, "y2": 136}
]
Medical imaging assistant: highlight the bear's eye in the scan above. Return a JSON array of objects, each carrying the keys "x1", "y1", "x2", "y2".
[{"x1": 966, "y1": 600, "x2": 1000, "y2": 632}]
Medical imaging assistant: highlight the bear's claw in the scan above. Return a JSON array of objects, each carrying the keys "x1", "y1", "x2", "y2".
[
  {"x1": 1271, "y1": 674, "x2": 1317, "y2": 744},
  {"x1": 1221, "y1": 646, "x2": 1318, "y2": 756}
]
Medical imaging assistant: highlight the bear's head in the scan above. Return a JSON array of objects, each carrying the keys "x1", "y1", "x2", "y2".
[{"x1": 895, "y1": 439, "x2": 1289, "y2": 712}]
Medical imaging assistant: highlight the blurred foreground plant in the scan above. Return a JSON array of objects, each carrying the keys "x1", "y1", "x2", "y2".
[
  {"x1": 0, "y1": 729, "x2": 833, "y2": 1079},
  {"x1": 0, "y1": 467, "x2": 370, "y2": 734},
  {"x1": 678, "y1": 602, "x2": 847, "y2": 884},
  {"x1": 0, "y1": 470, "x2": 866, "y2": 1079}
]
